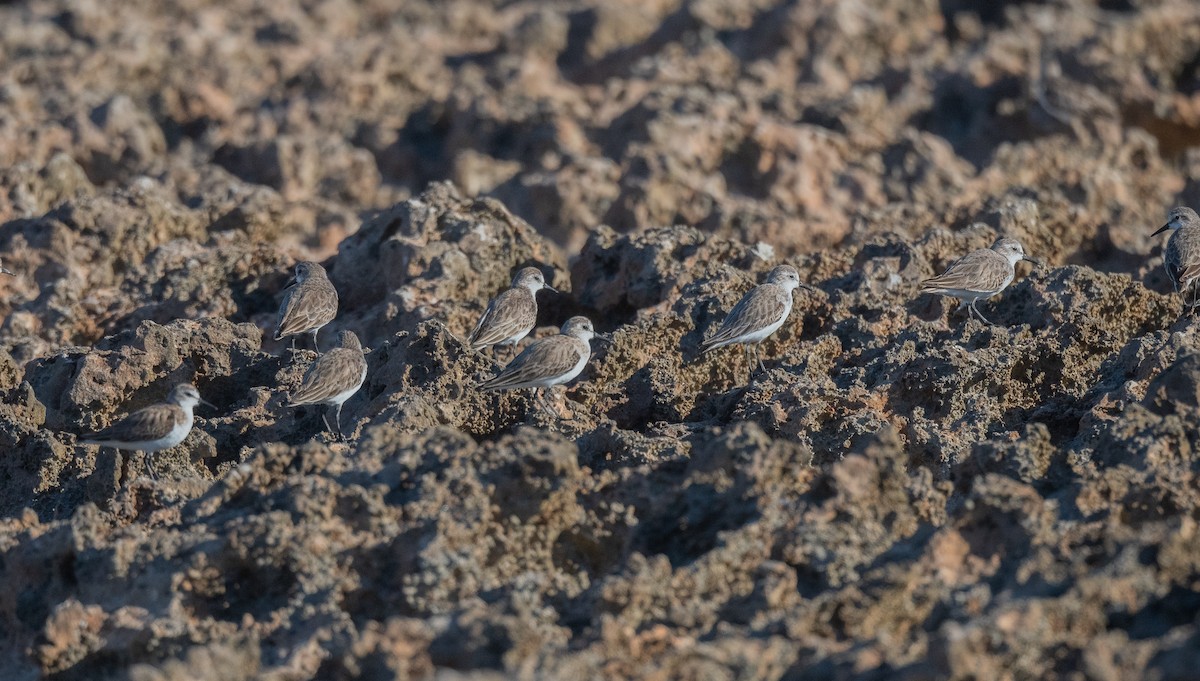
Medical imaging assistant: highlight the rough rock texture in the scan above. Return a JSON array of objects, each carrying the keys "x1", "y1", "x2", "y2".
[{"x1": 2, "y1": 0, "x2": 1200, "y2": 679}]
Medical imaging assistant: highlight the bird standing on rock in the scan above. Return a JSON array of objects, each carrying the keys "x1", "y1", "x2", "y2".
[
  {"x1": 479, "y1": 316, "x2": 603, "y2": 418},
  {"x1": 1151, "y1": 206, "x2": 1200, "y2": 318},
  {"x1": 79, "y1": 383, "x2": 213, "y2": 480},
  {"x1": 275, "y1": 261, "x2": 339, "y2": 354},
  {"x1": 701, "y1": 265, "x2": 811, "y2": 380},
  {"x1": 919, "y1": 237, "x2": 1042, "y2": 325},
  {"x1": 286, "y1": 330, "x2": 367, "y2": 440},
  {"x1": 468, "y1": 266, "x2": 556, "y2": 361}
]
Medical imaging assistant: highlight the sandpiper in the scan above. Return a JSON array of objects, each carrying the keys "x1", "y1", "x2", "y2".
[
  {"x1": 275, "y1": 261, "x2": 339, "y2": 353},
  {"x1": 468, "y1": 267, "x2": 556, "y2": 361},
  {"x1": 701, "y1": 265, "x2": 810, "y2": 377},
  {"x1": 479, "y1": 316, "x2": 601, "y2": 417},
  {"x1": 1151, "y1": 206, "x2": 1200, "y2": 316},
  {"x1": 286, "y1": 330, "x2": 367, "y2": 440},
  {"x1": 920, "y1": 237, "x2": 1042, "y2": 325},
  {"x1": 80, "y1": 383, "x2": 213, "y2": 479}
]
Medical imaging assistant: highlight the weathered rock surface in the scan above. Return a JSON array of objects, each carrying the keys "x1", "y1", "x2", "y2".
[{"x1": 2, "y1": 0, "x2": 1200, "y2": 679}]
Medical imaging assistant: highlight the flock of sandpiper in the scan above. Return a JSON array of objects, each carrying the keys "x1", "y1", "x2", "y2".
[{"x1": 7, "y1": 206, "x2": 1196, "y2": 478}]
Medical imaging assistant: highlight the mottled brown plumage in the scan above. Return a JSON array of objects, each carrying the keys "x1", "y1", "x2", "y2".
[
  {"x1": 80, "y1": 383, "x2": 212, "y2": 479},
  {"x1": 920, "y1": 237, "x2": 1040, "y2": 325},
  {"x1": 701, "y1": 265, "x2": 806, "y2": 378},
  {"x1": 287, "y1": 330, "x2": 366, "y2": 438},
  {"x1": 1152, "y1": 207, "x2": 1200, "y2": 317},
  {"x1": 276, "y1": 261, "x2": 339, "y2": 352},
  {"x1": 84, "y1": 402, "x2": 185, "y2": 444},
  {"x1": 468, "y1": 267, "x2": 554, "y2": 356},
  {"x1": 479, "y1": 316, "x2": 599, "y2": 416}
]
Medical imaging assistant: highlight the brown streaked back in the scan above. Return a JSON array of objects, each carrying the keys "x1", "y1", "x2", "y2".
[
  {"x1": 276, "y1": 262, "x2": 338, "y2": 339},
  {"x1": 920, "y1": 248, "x2": 1011, "y2": 294},
  {"x1": 478, "y1": 335, "x2": 588, "y2": 391},
  {"x1": 468, "y1": 287, "x2": 537, "y2": 348},
  {"x1": 287, "y1": 331, "x2": 367, "y2": 406},
  {"x1": 702, "y1": 284, "x2": 790, "y2": 349}
]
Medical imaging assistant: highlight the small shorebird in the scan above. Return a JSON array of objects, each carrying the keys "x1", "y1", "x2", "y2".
[
  {"x1": 80, "y1": 383, "x2": 213, "y2": 479},
  {"x1": 479, "y1": 316, "x2": 601, "y2": 417},
  {"x1": 920, "y1": 237, "x2": 1042, "y2": 325},
  {"x1": 286, "y1": 330, "x2": 367, "y2": 440},
  {"x1": 468, "y1": 267, "x2": 555, "y2": 361},
  {"x1": 275, "y1": 261, "x2": 339, "y2": 353},
  {"x1": 1151, "y1": 206, "x2": 1200, "y2": 317},
  {"x1": 701, "y1": 265, "x2": 811, "y2": 377}
]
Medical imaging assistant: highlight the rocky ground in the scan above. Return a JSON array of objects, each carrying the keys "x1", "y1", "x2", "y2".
[{"x1": 1, "y1": 0, "x2": 1200, "y2": 678}]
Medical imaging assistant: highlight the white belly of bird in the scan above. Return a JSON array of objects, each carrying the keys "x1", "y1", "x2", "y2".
[
  {"x1": 326, "y1": 367, "x2": 367, "y2": 407},
  {"x1": 726, "y1": 296, "x2": 792, "y2": 346},
  {"x1": 934, "y1": 275, "x2": 1012, "y2": 304},
  {"x1": 103, "y1": 421, "x2": 192, "y2": 453},
  {"x1": 736, "y1": 315, "x2": 787, "y2": 345},
  {"x1": 500, "y1": 325, "x2": 533, "y2": 346},
  {"x1": 530, "y1": 349, "x2": 589, "y2": 388}
]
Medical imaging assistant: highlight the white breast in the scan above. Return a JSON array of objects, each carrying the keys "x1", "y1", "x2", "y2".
[{"x1": 736, "y1": 294, "x2": 792, "y2": 345}]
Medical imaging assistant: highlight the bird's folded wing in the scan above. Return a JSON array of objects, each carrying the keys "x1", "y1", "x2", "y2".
[
  {"x1": 702, "y1": 286, "x2": 787, "y2": 347},
  {"x1": 83, "y1": 404, "x2": 179, "y2": 443},
  {"x1": 289, "y1": 349, "x2": 366, "y2": 405},
  {"x1": 479, "y1": 337, "x2": 582, "y2": 390},
  {"x1": 1169, "y1": 237, "x2": 1200, "y2": 288},
  {"x1": 1171, "y1": 261, "x2": 1200, "y2": 288},
  {"x1": 469, "y1": 289, "x2": 535, "y2": 346},
  {"x1": 277, "y1": 284, "x2": 338, "y2": 337},
  {"x1": 920, "y1": 250, "x2": 1006, "y2": 292}
]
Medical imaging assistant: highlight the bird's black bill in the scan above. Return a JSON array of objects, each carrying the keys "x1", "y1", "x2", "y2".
[
  {"x1": 199, "y1": 398, "x2": 217, "y2": 410},
  {"x1": 1152, "y1": 223, "x2": 1172, "y2": 237},
  {"x1": 544, "y1": 285, "x2": 558, "y2": 293},
  {"x1": 595, "y1": 333, "x2": 614, "y2": 344},
  {"x1": 1023, "y1": 256, "x2": 1044, "y2": 267}
]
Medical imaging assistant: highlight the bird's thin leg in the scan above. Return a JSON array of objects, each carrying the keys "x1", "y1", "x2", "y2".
[
  {"x1": 321, "y1": 411, "x2": 335, "y2": 436},
  {"x1": 290, "y1": 336, "x2": 297, "y2": 354},
  {"x1": 334, "y1": 403, "x2": 345, "y2": 441},
  {"x1": 311, "y1": 330, "x2": 320, "y2": 354},
  {"x1": 539, "y1": 388, "x2": 559, "y2": 418},
  {"x1": 146, "y1": 452, "x2": 158, "y2": 481},
  {"x1": 113, "y1": 449, "x2": 125, "y2": 485},
  {"x1": 756, "y1": 344, "x2": 766, "y2": 375},
  {"x1": 970, "y1": 300, "x2": 993, "y2": 325}
]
